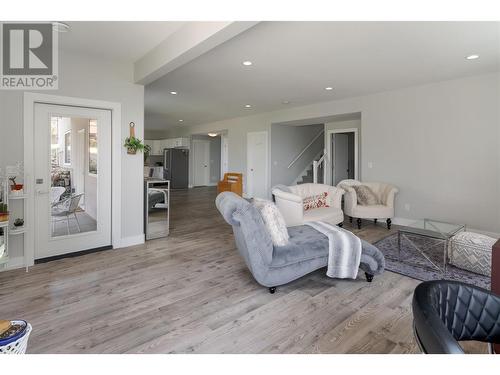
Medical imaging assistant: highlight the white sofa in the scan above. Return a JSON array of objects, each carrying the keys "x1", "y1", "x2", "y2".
[
  {"x1": 338, "y1": 179, "x2": 398, "y2": 229},
  {"x1": 272, "y1": 183, "x2": 345, "y2": 227}
]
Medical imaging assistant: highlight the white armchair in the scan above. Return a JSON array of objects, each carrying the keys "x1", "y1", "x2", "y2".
[
  {"x1": 272, "y1": 183, "x2": 345, "y2": 227},
  {"x1": 338, "y1": 179, "x2": 398, "y2": 229}
]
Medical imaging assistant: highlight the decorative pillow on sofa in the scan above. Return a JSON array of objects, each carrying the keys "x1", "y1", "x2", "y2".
[
  {"x1": 352, "y1": 185, "x2": 379, "y2": 205},
  {"x1": 302, "y1": 192, "x2": 330, "y2": 211},
  {"x1": 252, "y1": 199, "x2": 289, "y2": 246}
]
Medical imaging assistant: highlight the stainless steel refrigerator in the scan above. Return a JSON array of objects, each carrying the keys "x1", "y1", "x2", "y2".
[{"x1": 163, "y1": 148, "x2": 189, "y2": 189}]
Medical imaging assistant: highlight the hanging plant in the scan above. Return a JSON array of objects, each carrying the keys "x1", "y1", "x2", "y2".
[
  {"x1": 124, "y1": 122, "x2": 145, "y2": 155},
  {"x1": 124, "y1": 137, "x2": 145, "y2": 155}
]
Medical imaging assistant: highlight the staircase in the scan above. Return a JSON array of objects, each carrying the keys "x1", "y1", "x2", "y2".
[
  {"x1": 288, "y1": 130, "x2": 328, "y2": 186},
  {"x1": 297, "y1": 160, "x2": 324, "y2": 184}
]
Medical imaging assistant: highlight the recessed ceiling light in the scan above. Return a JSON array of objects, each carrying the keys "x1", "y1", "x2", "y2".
[
  {"x1": 242, "y1": 61, "x2": 253, "y2": 66},
  {"x1": 244, "y1": 104, "x2": 252, "y2": 109},
  {"x1": 208, "y1": 133, "x2": 218, "y2": 137},
  {"x1": 52, "y1": 22, "x2": 70, "y2": 33},
  {"x1": 325, "y1": 87, "x2": 333, "y2": 91},
  {"x1": 170, "y1": 91, "x2": 177, "y2": 95},
  {"x1": 178, "y1": 119, "x2": 183, "y2": 122},
  {"x1": 282, "y1": 100, "x2": 290, "y2": 104},
  {"x1": 466, "y1": 54, "x2": 479, "y2": 60}
]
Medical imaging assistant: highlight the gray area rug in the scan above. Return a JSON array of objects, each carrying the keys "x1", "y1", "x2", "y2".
[{"x1": 374, "y1": 233, "x2": 490, "y2": 289}]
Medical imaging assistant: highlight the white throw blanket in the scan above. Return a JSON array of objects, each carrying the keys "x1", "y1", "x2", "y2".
[{"x1": 305, "y1": 221, "x2": 362, "y2": 279}]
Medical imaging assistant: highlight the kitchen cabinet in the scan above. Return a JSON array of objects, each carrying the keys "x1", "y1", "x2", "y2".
[{"x1": 145, "y1": 138, "x2": 190, "y2": 155}]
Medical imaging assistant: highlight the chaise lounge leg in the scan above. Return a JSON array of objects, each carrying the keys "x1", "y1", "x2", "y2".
[
  {"x1": 349, "y1": 217, "x2": 353, "y2": 223},
  {"x1": 337, "y1": 223, "x2": 343, "y2": 228},
  {"x1": 365, "y1": 273, "x2": 374, "y2": 282},
  {"x1": 386, "y1": 218, "x2": 392, "y2": 230},
  {"x1": 269, "y1": 287, "x2": 277, "y2": 294},
  {"x1": 357, "y1": 218, "x2": 362, "y2": 229},
  {"x1": 374, "y1": 218, "x2": 377, "y2": 225}
]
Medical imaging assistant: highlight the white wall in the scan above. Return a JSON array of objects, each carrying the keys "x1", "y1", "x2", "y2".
[
  {"x1": 162, "y1": 73, "x2": 500, "y2": 234},
  {"x1": 0, "y1": 50, "x2": 145, "y2": 266}
]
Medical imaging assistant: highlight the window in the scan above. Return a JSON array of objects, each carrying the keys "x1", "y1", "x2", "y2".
[
  {"x1": 88, "y1": 120, "x2": 98, "y2": 175},
  {"x1": 64, "y1": 131, "x2": 71, "y2": 164}
]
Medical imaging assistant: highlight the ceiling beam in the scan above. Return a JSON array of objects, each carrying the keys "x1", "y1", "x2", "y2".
[{"x1": 134, "y1": 21, "x2": 259, "y2": 85}]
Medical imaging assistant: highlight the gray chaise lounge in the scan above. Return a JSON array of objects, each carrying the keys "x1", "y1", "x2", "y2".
[{"x1": 216, "y1": 192, "x2": 385, "y2": 293}]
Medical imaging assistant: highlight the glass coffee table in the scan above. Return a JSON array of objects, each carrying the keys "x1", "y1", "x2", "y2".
[{"x1": 398, "y1": 219, "x2": 466, "y2": 276}]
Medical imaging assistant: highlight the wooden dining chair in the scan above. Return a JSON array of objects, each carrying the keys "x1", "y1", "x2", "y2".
[{"x1": 217, "y1": 173, "x2": 243, "y2": 196}]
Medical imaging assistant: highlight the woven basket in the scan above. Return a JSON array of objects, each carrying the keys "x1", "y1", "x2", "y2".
[{"x1": 0, "y1": 321, "x2": 32, "y2": 354}]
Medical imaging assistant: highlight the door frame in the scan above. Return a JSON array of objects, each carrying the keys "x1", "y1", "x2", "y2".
[
  {"x1": 246, "y1": 131, "x2": 269, "y2": 199},
  {"x1": 24, "y1": 93, "x2": 122, "y2": 267},
  {"x1": 326, "y1": 128, "x2": 359, "y2": 186},
  {"x1": 74, "y1": 128, "x2": 86, "y2": 206},
  {"x1": 192, "y1": 139, "x2": 210, "y2": 186}
]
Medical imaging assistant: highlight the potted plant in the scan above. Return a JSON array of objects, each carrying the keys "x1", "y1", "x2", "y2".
[
  {"x1": 124, "y1": 136, "x2": 145, "y2": 155},
  {"x1": 0, "y1": 203, "x2": 9, "y2": 222},
  {"x1": 124, "y1": 121, "x2": 145, "y2": 155},
  {"x1": 13, "y1": 218, "x2": 24, "y2": 227}
]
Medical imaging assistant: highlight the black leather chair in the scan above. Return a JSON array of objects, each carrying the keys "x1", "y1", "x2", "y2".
[{"x1": 412, "y1": 280, "x2": 500, "y2": 354}]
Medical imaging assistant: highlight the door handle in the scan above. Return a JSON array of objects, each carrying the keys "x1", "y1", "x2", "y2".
[{"x1": 36, "y1": 189, "x2": 49, "y2": 195}]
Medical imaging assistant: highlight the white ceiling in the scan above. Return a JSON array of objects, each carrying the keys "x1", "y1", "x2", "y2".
[
  {"x1": 60, "y1": 21, "x2": 185, "y2": 63},
  {"x1": 144, "y1": 21, "x2": 500, "y2": 130}
]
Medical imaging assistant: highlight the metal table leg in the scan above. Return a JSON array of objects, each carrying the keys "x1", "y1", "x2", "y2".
[{"x1": 398, "y1": 231, "x2": 401, "y2": 260}]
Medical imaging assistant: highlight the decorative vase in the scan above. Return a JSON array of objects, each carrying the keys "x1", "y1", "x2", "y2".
[
  {"x1": 127, "y1": 147, "x2": 137, "y2": 155},
  {"x1": 0, "y1": 213, "x2": 9, "y2": 222},
  {"x1": 11, "y1": 184, "x2": 23, "y2": 191}
]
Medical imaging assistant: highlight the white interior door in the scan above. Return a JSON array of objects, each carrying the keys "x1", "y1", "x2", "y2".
[
  {"x1": 193, "y1": 140, "x2": 210, "y2": 186},
  {"x1": 333, "y1": 133, "x2": 349, "y2": 185},
  {"x1": 247, "y1": 131, "x2": 268, "y2": 199},
  {"x1": 221, "y1": 134, "x2": 228, "y2": 179},
  {"x1": 34, "y1": 103, "x2": 112, "y2": 259}
]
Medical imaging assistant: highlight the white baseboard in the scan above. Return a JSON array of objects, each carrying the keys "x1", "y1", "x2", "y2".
[
  {"x1": 115, "y1": 234, "x2": 145, "y2": 249},
  {"x1": 392, "y1": 217, "x2": 500, "y2": 238},
  {"x1": 207, "y1": 182, "x2": 217, "y2": 187},
  {"x1": 188, "y1": 184, "x2": 193, "y2": 188}
]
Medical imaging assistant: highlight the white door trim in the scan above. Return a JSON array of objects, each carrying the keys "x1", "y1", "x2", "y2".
[
  {"x1": 246, "y1": 131, "x2": 269, "y2": 199},
  {"x1": 326, "y1": 128, "x2": 359, "y2": 186},
  {"x1": 24, "y1": 92, "x2": 122, "y2": 267}
]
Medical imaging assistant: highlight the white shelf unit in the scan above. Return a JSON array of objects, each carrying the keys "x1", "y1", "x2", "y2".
[
  {"x1": 0, "y1": 169, "x2": 28, "y2": 271},
  {"x1": 9, "y1": 226, "x2": 26, "y2": 235},
  {"x1": 0, "y1": 221, "x2": 9, "y2": 265},
  {"x1": 9, "y1": 195, "x2": 27, "y2": 200}
]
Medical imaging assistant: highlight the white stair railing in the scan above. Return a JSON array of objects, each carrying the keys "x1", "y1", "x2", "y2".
[
  {"x1": 312, "y1": 148, "x2": 327, "y2": 184},
  {"x1": 287, "y1": 130, "x2": 325, "y2": 169}
]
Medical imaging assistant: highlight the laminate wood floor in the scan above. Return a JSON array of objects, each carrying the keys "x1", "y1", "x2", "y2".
[{"x1": 0, "y1": 187, "x2": 486, "y2": 353}]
